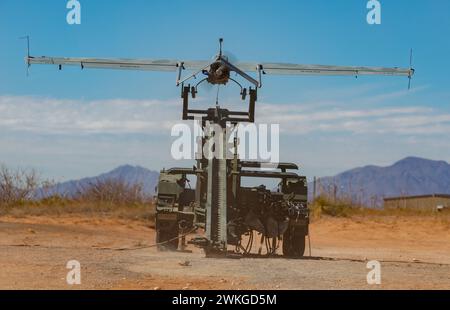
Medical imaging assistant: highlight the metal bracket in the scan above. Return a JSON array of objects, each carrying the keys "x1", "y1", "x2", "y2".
[
  {"x1": 257, "y1": 64, "x2": 264, "y2": 88},
  {"x1": 176, "y1": 62, "x2": 185, "y2": 85},
  {"x1": 181, "y1": 83, "x2": 257, "y2": 123}
]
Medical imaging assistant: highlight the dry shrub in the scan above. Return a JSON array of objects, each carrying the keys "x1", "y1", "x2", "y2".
[
  {"x1": 0, "y1": 165, "x2": 155, "y2": 222},
  {"x1": 0, "y1": 165, "x2": 40, "y2": 208},
  {"x1": 74, "y1": 178, "x2": 150, "y2": 206},
  {"x1": 310, "y1": 193, "x2": 448, "y2": 221},
  {"x1": 310, "y1": 195, "x2": 361, "y2": 219}
]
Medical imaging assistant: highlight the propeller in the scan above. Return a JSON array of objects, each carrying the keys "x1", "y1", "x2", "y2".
[{"x1": 223, "y1": 50, "x2": 239, "y2": 66}]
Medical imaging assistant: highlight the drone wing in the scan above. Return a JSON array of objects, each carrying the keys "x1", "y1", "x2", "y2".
[
  {"x1": 235, "y1": 62, "x2": 414, "y2": 77},
  {"x1": 27, "y1": 56, "x2": 210, "y2": 72}
]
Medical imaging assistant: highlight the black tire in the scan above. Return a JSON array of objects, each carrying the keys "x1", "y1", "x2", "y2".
[
  {"x1": 282, "y1": 231, "x2": 292, "y2": 257},
  {"x1": 156, "y1": 224, "x2": 179, "y2": 251},
  {"x1": 283, "y1": 226, "x2": 306, "y2": 258}
]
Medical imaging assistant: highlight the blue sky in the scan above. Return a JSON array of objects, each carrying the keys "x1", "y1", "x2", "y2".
[{"x1": 1, "y1": 0, "x2": 450, "y2": 182}]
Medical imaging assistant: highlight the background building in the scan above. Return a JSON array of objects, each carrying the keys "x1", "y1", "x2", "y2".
[{"x1": 384, "y1": 194, "x2": 450, "y2": 210}]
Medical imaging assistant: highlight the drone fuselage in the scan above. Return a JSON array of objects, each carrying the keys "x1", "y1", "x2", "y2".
[{"x1": 205, "y1": 60, "x2": 231, "y2": 85}]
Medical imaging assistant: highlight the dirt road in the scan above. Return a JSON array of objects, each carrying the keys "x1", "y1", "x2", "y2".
[{"x1": 0, "y1": 215, "x2": 449, "y2": 289}]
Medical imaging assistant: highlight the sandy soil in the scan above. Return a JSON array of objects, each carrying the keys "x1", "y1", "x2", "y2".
[{"x1": 0, "y1": 214, "x2": 449, "y2": 290}]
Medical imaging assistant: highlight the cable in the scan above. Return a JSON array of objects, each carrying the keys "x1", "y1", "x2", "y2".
[
  {"x1": 95, "y1": 226, "x2": 198, "y2": 251},
  {"x1": 215, "y1": 85, "x2": 220, "y2": 106},
  {"x1": 265, "y1": 237, "x2": 270, "y2": 254},
  {"x1": 245, "y1": 231, "x2": 254, "y2": 254},
  {"x1": 237, "y1": 230, "x2": 254, "y2": 255}
]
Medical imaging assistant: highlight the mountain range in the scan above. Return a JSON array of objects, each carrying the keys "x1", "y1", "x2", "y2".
[
  {"x1": 42, "y1": 157, "x2": 450, "y2": 207},
  {"x1": 41, "y1": 165, "x2": 160, "y2": 198},
  {"x1": 310, "y1": 157, "x2": 450, "y2": 206}
]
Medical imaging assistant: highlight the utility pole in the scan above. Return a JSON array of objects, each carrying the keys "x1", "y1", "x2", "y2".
[{"x1": 313, "y1": 176, "x2": 317, "y2": 203}]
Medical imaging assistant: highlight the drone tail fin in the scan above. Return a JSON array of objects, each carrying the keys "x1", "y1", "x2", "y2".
[
  {"x1": 19, "y1": 35, "x2": 31, "y2": 77},
  {"x1": 408, "y1": 48, "x2": 415, "y2": 90}
]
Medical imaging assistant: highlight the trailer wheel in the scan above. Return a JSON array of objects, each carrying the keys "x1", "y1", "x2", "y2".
[{"x1": 156, "y1": 222, "x2": 179, "y2": 251}]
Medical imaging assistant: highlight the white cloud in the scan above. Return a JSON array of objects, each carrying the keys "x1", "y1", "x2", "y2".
[
  {"x1": 0, "y1": 95, "x2": 181, "y2": 134},
  {"x1": 257, "y1": 104, "x2": 450, "y2": 135},
  {"x1": 1, "y1": 93, "x2": 449, "y2": 137},
  {"x1": 1, "y1": 90, "x2": 449, "y2": 180}
]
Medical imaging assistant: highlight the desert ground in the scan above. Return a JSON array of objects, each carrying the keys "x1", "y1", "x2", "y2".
[{"x1": 0, "y1": 214, "x2": 449, "y2": 290}]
